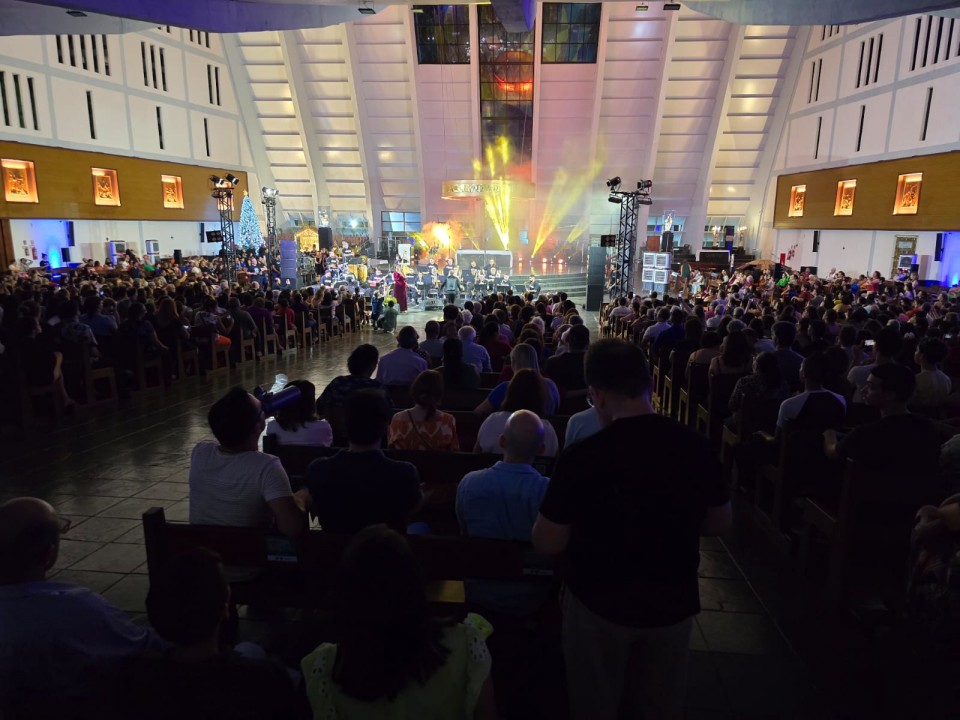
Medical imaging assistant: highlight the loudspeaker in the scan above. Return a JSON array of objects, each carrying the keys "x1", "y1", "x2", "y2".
[
  {"x1": 65, "y1": 221, "x2": 75, "y2": 246},
  {"x1": 936, "y1": 232, "x2": 945, "y2": 261},
  {"x1": 586, "y1": 284, "x2": 605, "y2": 311},
  {"x1": 661, "y1": 231, "x2": 674, "y2": 251},
  {"x1": 587, "y1": 246, "x2": 606, "y2": 283},
  {"x1": 600, "y1": 234, "x2": 617, "y2": 248},
  {"x1": 199, "y1": 223, "x2": 205, "y2": 244},
  {"x1": 812, "y1": 230, "x2": 820, "y2": 253},
  {"x1": 800, "y1": 265, "x2": 818, "y2": 275},
  {"x1": 911, "y1": 263, "x2": 920, "y2": 274},
  {"x1": 206, "y1": 230, "x2": 223, "y2": 243},
  {"x1": 774, "y1": 263, "x2": 784, "y2": 281},
  {"x1": 174, "y1": 249, "x2": 183, "y2": 265},
  {"x1": 318, "y1": 227, "x2": 333, "y2": 250},
  {"x1": 61, "y1": 247, "x2": 72, "y2": 263}
]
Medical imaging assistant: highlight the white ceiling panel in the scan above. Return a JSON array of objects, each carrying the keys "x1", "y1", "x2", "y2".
[
  {"x1": 731, "y1": 77, "x2": 780, "y2": 96},
  {"x1": 264, "y1": 135, "x2": 305, "y2": 150},
  {"x1": 601, "y1": 79, "x2": 659, "y2": 99},
  {"x1": 603, "y1": 42, "x2": 662, "y2": 63},
  {"x1": 299, "y1": 63, "x2": 348, "y2": 82},
  {"x1": 266, "y1": 149, "x2": 307, "y2": 165},
  {"x1": 379, "y1": 166, "x2": 419, "y2": 181},
  {"x1": 727, "y1": 96, "x2": 775, "y2": 114},
  {"x1": 303, "y1": 80, "x2": 351, "y2": 99},
  {"x1": 326, "y1": 181, "x2": 366, "y2": 196},
  {"x1": 356, "y1": 63, "x2": 409, "y2": 83},
  {"x1": 707, "y1": 199, "x2": 751, "y2": 214},
  {"x1": 260, "y1": 117, "x2": 301, "y2": 134},
  {"x1": 667, "y1": 79, "x2": 721, "y2": 97},
  {"x1": 539, "y1": 117, "x2": 592, "y2": 135},
  {"x1": 718, "y1": 133, "x2": 766, "y2": 151},
  {"x1": 250, "y1": 82, "x2": 292, "y2": 100},
  {"x1": 652, "y1": 168, "x2": 702, "y2": 183},
  {"x1": 658, "y1": 134, "x2": 708, "y2": 152},
  {"x1": 312, "y1": 116, "x2": 358, "y2": 133},
  {"x1": 306, "y1": 98, "x2": 354, "y2": 115},
  {"x1": 359, "y1": 80, "x2": 411, "y2": 100},
  {"x1": 669, "y1": 60, "x2": 725, "y2": 80},
  {"x1": 661, "y1": 98, "x2": 715, "y2": 116},
  {"x1": 539, "y1": 81, "x2": 597, "y2": 100},
  {"x1": 599, "y1": 98, "x2": 658, "y2": 117},
  {"x1": 542, "y1": 99, "x2": 595, "y2": 118},
  {"x1": 299, "y1": 44, "x2": 346, "y2": 63},
  {"x1": 714, "y1": 149, "x2": 761, "y2": 166},
  {"x1": 318, "y1": 149, "x2": 362, "y2": 165},
  {"x1": 676, "y1": 19, "x2": 730, "y2": 41},
  {"x1": 710, "y1": 167, "x2": 757, "y2": 182},
  {"x1": 376, "y1": 149, "x2": 417, "y2": 165},
  {"x1": 736, "y1": 58, "x2": 785, "y2": 77},
  {"x1": 245, "y1": 65, "x2": 288, "y2": 82},
  {"x1": 364, "y1": 116, "x2": 413, "y2": 134},
  {"x1": 239, "y1": 45, "x2": 284, "y2": 64},
  {"x1": 272, "y1": 166, "x2": 311, "y2": 181},
  {"x1": 356, "y1": 44, "x2": 406, "y2": 64},
  {"x1": 318, "y1": 135, "x2": 359, "y2": 150},
  {"x1": 655, "y1": 151, "x2": 704, "y2": 169},
  {"x1": 740, "y1": 37, "x2": 790, "y2": 57},
  {"x1": 605, "y1": 19, "x2": 668, "y2": 42},
  {"x1": 255, "y1": 100, "x2": 296, "y2": 116},
  {"x1": 721, "y1": 115, "x2": 770, "y2": 133},
  {"x1": 659, "y1": 116, "x2": 713, "y2": 134}
]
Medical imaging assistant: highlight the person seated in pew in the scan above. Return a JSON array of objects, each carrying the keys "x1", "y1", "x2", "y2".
[
  {"x1": 376, "y1": 326, "x2": 427, "y2": 387},
  {"x1": 0, "y1": 498, "x2": 166, "y2": 712},
  {"x1": 100, "y1": 548, "x2": 305, "y2": 720},
  {"x1": 776, "y1": 353, "x2": 846, "y2": 432},
  {"x1": 316, "y1": 344, "x2": 384, "y2": 418},
  {"x1": 474, "y1": 344, "x2": 560, "y2": 418},
  {"x1": 459, "y1": 325, "x2": 493, "y2": 373},
  {"x1": 418, "y1": 320, "x2": 446, "y2": 363},
  {"x1": 564, "y1": 405, "x2": 602, "y2": 447},
  {"x1": 543, "y1": 324, "x2": 589, "y2": 395},
  {"x1": 725, "y1": 351, "x2": 789, "y2": 431},
  {"x1": 912, "y1": 337, "x2": 952, "y2": 412},
  {"x1": 457, "y1": 409, "x2": 553, "y2": 617},
  {"x1": 266, "y1": 380, "x2": 333, "y2": 448},
  {"x1": 388, "y1": 370, "x2": 460, "y2": 452},
  {"x1": 474, "y1": 370, "x2": 560, "y2": 457},
  {"x1": 824, "y1": 363, "x2": 952, "y2": 476},
  {"x1": 301, "y1": 526, "x2": 496, "y2": 720},
  {"x1": 441, "y1": 338, "x2": 481, "y2": 390},
  {"x1": 189, "y1": 387, "x2": 308, "y2": 539},
  {"x1": 303, "y1": 390, "x2": 421, "y2": 535}
]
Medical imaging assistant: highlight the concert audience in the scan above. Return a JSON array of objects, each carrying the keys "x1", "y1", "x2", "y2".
[
  {"x1": 475, "y1": 344, "x2": 560, "y2": 417},
  {"x1": 388, "y1": 370, "x2": 460, "y2": 452},
  {"x1": 459, "y1": 325, "x2": 493, "y2": 372},
  {"x1": 441, "y1": 337, "x2": 482, "y2": 389},
  {"x1": 475, "y1": 369, "x2": 560, "y2": 456},
  {"x1": 375, "y1": 325, "x2": 427, "y2": 386},
  {"x1": 265, "y1": 380, "x2": 333, "y2": 447},
  {"x1": 543, "y1": 324, "x2": 589, "y2": 393},
  {"x1": 316, "y1": 343, "x2": 382, "y2": 417}
]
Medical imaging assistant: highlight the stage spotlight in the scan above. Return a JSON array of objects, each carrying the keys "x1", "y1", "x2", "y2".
[
  {"x1": 637, "y1": 180, "x2": 653, "y2": 190},
  {"x1": 225, "y1": 173, "x2": 240, "y2": 185},
  {"x1": 261, "y1": 186, "x2": 279, "y2": 198},
  {"x1": 606, "y1": 177, "x2": 621, "y2": 188},
  {"x1": 209, "y1": 175, "x2": 222, "y2": 184},
  {"x1": 608, "y1": 195, "x2": 622, "y2": 204},
  {"x1": 638, "y1": 195, "x2": 653, "y2": 205}
]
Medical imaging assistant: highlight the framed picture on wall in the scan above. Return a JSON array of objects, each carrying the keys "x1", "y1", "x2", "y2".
[
  {"x1": 893, "y1": 173, "x2": 922, "y2": 215},
  {"x1": 2, "y1": 159, "x2": 38, "y2": 203},
  {"x1": 91, "y1": 168, "x2": 121, "y2": 207},
  {"x1": 161, "y1": 175, "x2": 184, "y2": 209},
  {"x1": 788, "y1": 185, "x2": 805, "y2": 217},
  {"x1": 834, "y1": 179, "x2": 856, "y2": 216}
]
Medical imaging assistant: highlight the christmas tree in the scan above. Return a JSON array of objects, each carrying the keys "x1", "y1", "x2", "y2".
[{"x1": 238, "y1": 192, "x2": 264, "y2": 251}]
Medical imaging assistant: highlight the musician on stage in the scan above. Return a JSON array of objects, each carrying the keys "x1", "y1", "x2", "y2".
[
  {"x1": 526, "y1": 273, "x2": 541, "y2": 295},
  {"x1": 443, "y1": 270, "x2": 462, "y2": 307}
]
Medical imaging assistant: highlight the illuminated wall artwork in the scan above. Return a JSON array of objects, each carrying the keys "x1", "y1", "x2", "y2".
[
  {"x1": 788, "y1": 185, "x2": 805, "y2": 218},
  {"x1": 2, "y1": 159, "x2": 38, "y2": 203},
  {"x1": 834, "y1": 179, "x2": 856, "y2": 216},
  {"x1": 91, "y1": 168, "x2": 120, "y2": 207},
  {"x1": 161, "y1": 174, "x2": 184, "y2": 209},
  {"x1": 894, "y1": 173, "x2": 922, "y2": 215}
]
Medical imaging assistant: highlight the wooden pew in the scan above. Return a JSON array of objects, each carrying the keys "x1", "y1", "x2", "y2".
[
  {"x1": 142, "y1": 507, "x2": 553, "y2": 611},
  {"x1": 695, "y1": 372, "x2": 749, "y2": 447}
]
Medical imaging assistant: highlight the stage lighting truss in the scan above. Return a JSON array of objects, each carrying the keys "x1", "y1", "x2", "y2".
[
  {"x1": 210, "y1": 175, "x2": 239, "y2": 284},
  {"x1": 607, "y1": 179, "x2": 654, "y2": 299}
]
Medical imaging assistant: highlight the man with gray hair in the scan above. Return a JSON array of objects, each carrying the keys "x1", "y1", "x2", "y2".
[
  {"x1": 458, "y1": 324, "x2": 492, "y2": 372},
  {"x1": 0, "y1": 498, "x2": 165, "y2": 710},
  {"x1": 456, "y1": 409, "x2": 551, "y2": 616}
]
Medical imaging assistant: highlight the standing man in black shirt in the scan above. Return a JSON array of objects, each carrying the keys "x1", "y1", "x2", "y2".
[{"x1": 533, "y1": 339, "x2": 731, "y2": 720}]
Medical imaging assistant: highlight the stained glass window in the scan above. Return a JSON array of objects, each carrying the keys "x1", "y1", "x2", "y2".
[
  {"x1": 542, "y1": 3, "x2": 601, "y2": 63},
  {"x1": 414, "y1": 6, "x2": 470, "y2": 64}
]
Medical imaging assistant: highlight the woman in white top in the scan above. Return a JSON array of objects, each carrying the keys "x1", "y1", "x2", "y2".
[
  {"x1": 474, "y1": 369, "x2": 559, "y2": 457},
  {"x1": 265, "y1": 379, "x2": 333, "y2": 447}
]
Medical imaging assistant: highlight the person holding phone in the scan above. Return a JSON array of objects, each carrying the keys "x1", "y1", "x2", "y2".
[{"x1": 847, "y1": 327, "x2": 902, "y2": 403}]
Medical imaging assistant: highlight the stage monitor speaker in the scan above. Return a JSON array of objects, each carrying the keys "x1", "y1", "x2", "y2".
[
  {"x1": 661, "y1": 231, "x2": 674, "y2": 251},
  {"x1": 65, "y1": 221, "x2": 75, "y2": 247},
  {"x1": 60, "y1": 247, "x2": 72, "y2": 263},
  {"x1": 600, "y1": 234, "x2": 617, "y2": 248},
  {"x1": 586, "y1": 284, "x2": 605, "y2": 312},
  {"x1": 318, "y1": 227, "x2": 333, "y2": 250},
  {"x1": 587, "y1": 246, "x2": 606, "y2": 285},
  {"x1": 174, "y1": 249, "x2": 183, "y2": 265},
  {"x1": 936, "y1": 232, "x2": 945, "y2": 261}
]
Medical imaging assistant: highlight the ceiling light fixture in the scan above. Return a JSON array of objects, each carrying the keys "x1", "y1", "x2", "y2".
[
  {"x1": 663, "y1": 2, "x2": 682, "y2": 10},
  {"x1": 635, "y1": 3, "x2": 649, "y2": 10},
  {"x1": 358, "y1": 1, "x2": 376, "y2": 14},
  {"x1": 606, "y1": 176, "x2": 622, "y2": 189}
]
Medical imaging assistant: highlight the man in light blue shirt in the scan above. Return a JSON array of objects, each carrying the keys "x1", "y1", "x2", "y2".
[
  {"x1": 458, "y1": 325, "x2": 492, "y2": 372},
  {"x1": 375, "y1": 325, "x2": 428, "y2": 386},
  {"x1": 0, "y1": 498, "x2": 166, "y2": 710},
  {"x1": 456, "y1": 410, "x2": 552, "y2": 616},
  {"x1": 564, "y1": 406, "x2": 603, "y2": 447}
]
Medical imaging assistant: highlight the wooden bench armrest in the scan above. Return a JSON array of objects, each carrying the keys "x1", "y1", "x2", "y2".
[
  {"x1": 799, "y1": 496, "x2": 838, "y2": 538},
  {"x1": 753, "y1": 431, "x2": 776, "y2": 443}
]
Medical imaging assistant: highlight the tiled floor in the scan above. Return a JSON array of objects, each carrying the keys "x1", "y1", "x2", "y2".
[{"x1": 2, "y1": 307, "x2": 909, "y2": 718}]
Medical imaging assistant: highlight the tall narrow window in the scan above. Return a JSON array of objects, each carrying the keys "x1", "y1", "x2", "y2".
[
  {"x1": 79, "y1": 35, "x2": 88, "y2": 70},
  {"x1": 0, "y1": 73, "x2": 9, "y2": 126},
  {"x1": 55, "y1": 35, "x2": 64, "y2": 64},
  {"x1": 814, "y1": 115, "x2": 822, "y2": 160},
  {"x1": 189, "y1": 29, "x2": 194, "y2": 42},
  {"x1": 814, "y1": 58, "x2": 822, "y2": 102},
  {"x1": 856, "y1": 41, "x2": 865, "y2": 88},
  {"x1": 12, "y1": 74, "x2": 24, "y2": 129},
  {"x1": 149, "y1": 45, "x2": 158, "y2": 89},
  {"x1": 808, "y1": 60, "x2": 816, "y2": 103},
  {"x1": 86, "y1": 90, "x2": 96, "y2": 140},
  {"x1": 541, "y1": 3, "x2": 602, "y2": 63},
  {"x1": 856, "y1": 105, "x2": 866, "y2": 152},
  {"x1": 159, "y1": 49, "x2": 167, "y2": 91},
  {"x1": 214, "y1": 66, "x2": 221, "y2": 105},
  {"x1": 873, "y1": 34, "x2": 883, "y2": 84},
  {"x1": 921, "y1": 87, "x2": 933, "y2": 141},
  {"x1": 912, "y1": 17, "x2": 922, "y2": 71},
  {"x1": 101, "y1": 35, "x2": 111, "y2": 76},
  {"x1": 203, "y1": 117, "x2": 210, "y2": 157},
  {"x1": 922, "y1": 15, "x2": 932, "y2": 67},
  {"x1": 27, "y1": 77, "x2": 38, "y2": 131},
  {"x1": 413, "y1": 5, "x2": 470, "y2": 64},
  {"x1": 207, "y1": 65, "x2": 213, "y2": 104},
  {"x1": 864, "y1": 37, "x2": 874, "y2": 87},
  {"x1": 67, "y1": 35, "x2": 76, "y2": 67},
  {"x1": 947, "y1": 19, "x2": 955, "y2": 62},
  {"x1": 156, "y1": 106, "x2": 164, "y2": 150},
  {"x1": 140, "y1": 42, "x2": 149, "y2": 86},
  {"x1": 204, "y1": 32, "x2": 210, "y2": 48},
  {"x1": 91, "y1": 35, "x2": 100, "y2": 73},
  {"x1": 934, "y1": 17, "x2": 944, "y2": 64}
]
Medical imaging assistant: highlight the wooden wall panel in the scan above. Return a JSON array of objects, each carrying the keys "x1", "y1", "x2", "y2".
[
  {"x1": 773, "y1": 151, "x2": 960, "y2": 231},
  {"x1": 0, "y1": 141, "x2": 248, "y2": 222}
]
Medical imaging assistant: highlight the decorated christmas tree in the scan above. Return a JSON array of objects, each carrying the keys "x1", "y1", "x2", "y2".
[{"x1": 238, "y1": 191, "x2": 264, "y2": 251}]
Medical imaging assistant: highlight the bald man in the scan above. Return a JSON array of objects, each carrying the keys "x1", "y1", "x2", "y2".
[
  {"x1": 456, "y1": 410, "x2": 552, "y2": 617},
  {"x1": 0, "y1": 498, "x2": 165, "y2": 709}
]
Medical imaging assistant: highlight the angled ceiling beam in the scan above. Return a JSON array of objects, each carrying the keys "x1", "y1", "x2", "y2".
[
  {"x1": 745, "y1": 26, "x2": 812, "y2": 260},
  {"x1": 278, "y1": 29, "x2": 330, "y2": 222},
  {"x1": 341, "y1": 21, "x2": 377, "y2": 236},
  {"x1": 684, "y1": 22, "x2": 746, "y2": 256},
  {"x1": 221, "y1": 33, "x2": 286, "y2": 222}
]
